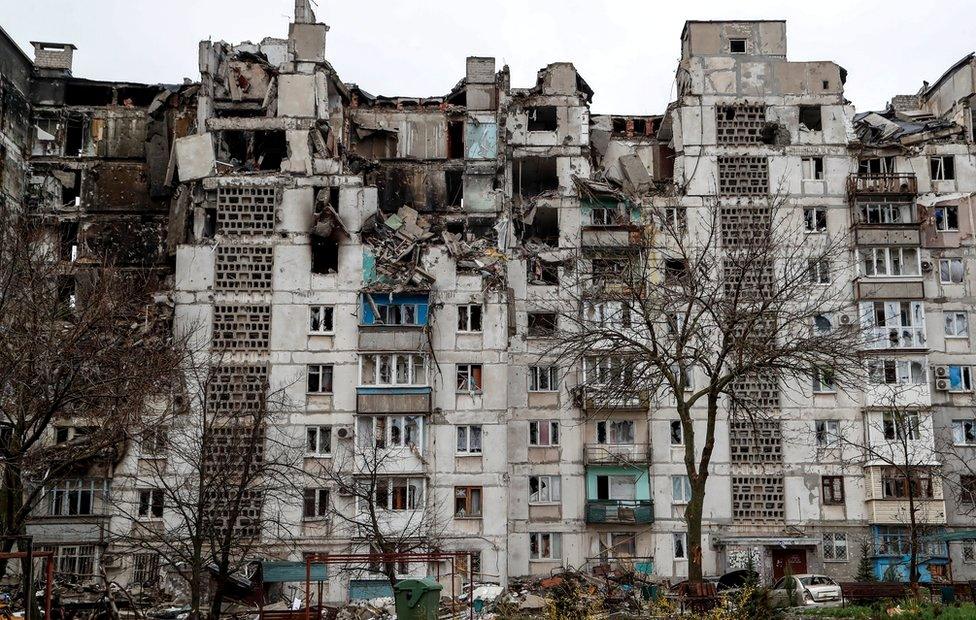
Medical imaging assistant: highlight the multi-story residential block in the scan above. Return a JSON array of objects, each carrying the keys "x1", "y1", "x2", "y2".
[{"x1": 5, "y1": 6, "x2": 976, "y2": 606}]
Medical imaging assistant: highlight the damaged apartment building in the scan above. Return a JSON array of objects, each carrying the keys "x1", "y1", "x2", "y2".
[{"x1": 7, "y1": 4, "x2": 976, "y2": 601}]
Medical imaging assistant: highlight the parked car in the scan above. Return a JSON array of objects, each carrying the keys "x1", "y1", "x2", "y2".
[{"x1": 769, "y1": 574, "x2": 842, "y2": 607}]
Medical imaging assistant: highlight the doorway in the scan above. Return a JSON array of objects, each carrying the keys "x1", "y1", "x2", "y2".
[{"x1": 771, "y1": 548, "x2": 808, "y2": 580}]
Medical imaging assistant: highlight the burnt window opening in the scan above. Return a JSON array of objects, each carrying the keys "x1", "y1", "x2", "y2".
[
  {"x1": 664, "y1": 257, "x2": 688, "y2": 282},
  {"x1": 632, "y1": 118, "x2": 648, "y2": 135},
  {"x1": 516, "y1": 157, "x2": 558, "y2": 197},
  {"x1": 612, "y1": 118, "x2": 628, "y2": 134},
  {"x1": 64, "y1": 112, "x2": 90, "y2": 157},
  {"x1": 527, "y1": 312, "x2": 557, "y2": 337},
  {"x1": 61, "y1": 170, "x2": 81, "y2": 206},
  {"x1": 219, "y1": 130, "x2": 286, "y2": 171},
  {"x1": 729, "y1": 39, "x2": 747, "y2": 54},
  {"x1": 57, "y1": 275, "x2": 76, "y2": 312},
  {"x1": 327, "y1": 187, "x2": 340, "y2": 211},
  {"x1": 799, "y1": 106, "x2": 823, "y2": 131},
  {"x1": 527, "y1": 107, "x2": 558, "y2": 132},
  {"x1": 859, "y1": 157, "x2": 895, "y2": 175},
  {"x1": 64, "y1": 82, "x2": 114, "y2": 107},
  {"x1": 311, "y1": 238, "x2": 339, "y2": 274},
  {"x1": 446, "y1": 170, "x2": 463, "y2": 208},
  {"x1": 447, "y1": 120, "x2": 465, "y2": 159},
  {"x1": 115, "y1": 86, "x2": 159, "y2": 108},
  {"x1": 59, "y1": 222, "x2": 79, "y2": 262},
  {"x1": 528, "y1": 258, "x2": 559, "y2": 285},
  {"x1": 526, "y1": 206, "x2": 559, "y2": 246}
]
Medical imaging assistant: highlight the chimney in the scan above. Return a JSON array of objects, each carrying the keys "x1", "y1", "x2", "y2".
[
  {"x1": 295, "y1": 0, "x2": 316, "y2": 24},
  {"x1": 30, "y1": 41, "x2": 76, "y2": 73}
]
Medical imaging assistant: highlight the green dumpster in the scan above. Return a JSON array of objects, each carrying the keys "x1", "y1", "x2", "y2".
[{"x1": 393, "y1": 577, "x2": 443, "y2": 620}]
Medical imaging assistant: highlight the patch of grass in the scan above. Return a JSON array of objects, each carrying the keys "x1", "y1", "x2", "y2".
[{"x1": 797, "y1": 601, "x2": 976, "y2": 619}]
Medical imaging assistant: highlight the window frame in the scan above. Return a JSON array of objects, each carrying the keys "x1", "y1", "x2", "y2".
[
  {"x1": 670, "y1": 420, "x2": 684, "y2": 445},
  {"x1": 821, "y1": 476, "x2": 845, "y2": 505},
  {"x1": 673, "y1": 532, "x2": 688, "y2": 559},
  {"x1": 456, "y1": 424, "x2": 483, "y2": 455},
  {"x1": 529, "y1": 366, "x2": 559, "y2": 392},
  {"x1": 528, "y1": 475, "x2": 562, "y2": 504},
  {"x1": 456, "y1": 363, "x2": 484, "y2": 393},
  {"x1": 137, "y1": 488, "x2": 164, "y2": 519},
  {"x1": 946, "y1": 311, "x2": 969, "y2": 338},
  {"x1": 935, "y1": 204, "x2": 960, "y2": 232},
  {"x1": 307, "y1": 364, "x2": 334, "y2": 394},
  {"x1": 309, "y1": 305, "x2": 335, "y2": 334},
  {"x1": 728, "y1": 38, "x2": 747, "y2": 54},
  {"x1": 948, "y1": 365, "x2": 974, "y2": 392},
  {"x1": 801, "y1": 155, "x2": 825, "y2": 180},
  {"x1": 952, "y1": 419, "x2": 976, "y2": 446},
  {"x1": 808, "y1": 258, "x2": 831, "y2": 285},
  {"x1": 528, "y1": 532, "x2": 562, "y2": 561},
  {"x1": 858, "y1": 246, "x2": 921, "y2": 278},
  {"x1": 822, "y1": 532, "x2": 849, "y2": 562},
  {"x1": 939, "y1": 257, "x2": 965, "y2": 284},
  {"x1": 815, "y1": 420, "x2": 840, "y2": 448},
  {"x1": 454, "y1": 486, "x2": 484, "y2": 518},
  {"x1": 528, "y1": 420, "x2": 560, "y2": 447},
  {"x1": 359, "y1": 353, "x2": 428, "y2": 387},
  {"x1": 357, "y1": 415, "x2": 424, "y2": 451},
  {"x1": 457, "y1": 304, "x2": 483, "y2": 333},
  {"x1": 882, "y1": 411, "x2": 921, "y2": 442},
  {"x1": 305, "y1": 425, "x2": 332, "y2": 457},
  {"x1": 804, "y1": 207, "x2": 827, "y2": 233},
  {"x1": 672, "y1": 475, "x2": 693, "y2": 504},
  {"x1": 930, "y1": 155, "x2": 956, "y2": 181},
  {"x1": 303, "y1": 488, "x2": 330, "y2": 520}
]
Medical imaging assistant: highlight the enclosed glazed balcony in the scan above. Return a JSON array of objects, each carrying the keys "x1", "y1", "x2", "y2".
[{"x1": 585, "y1": 500, "x2": 654, "y2": 524}]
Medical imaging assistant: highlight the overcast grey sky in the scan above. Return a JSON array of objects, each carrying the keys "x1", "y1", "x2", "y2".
[{"x1": 4, "y1": 0, "x2": 975, "y2": 114}]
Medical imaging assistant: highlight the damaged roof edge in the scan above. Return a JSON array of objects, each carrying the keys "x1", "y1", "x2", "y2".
[{"x1": 922, "y1": 52, "x2": 976, "y2": 100}]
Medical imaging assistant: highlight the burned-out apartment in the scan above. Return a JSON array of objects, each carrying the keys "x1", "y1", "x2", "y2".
[{"x1": 6, "y1": 3, "x2": 976, "y2": 607}]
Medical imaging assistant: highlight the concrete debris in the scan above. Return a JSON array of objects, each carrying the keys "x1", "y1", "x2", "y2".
[{"x1": 174, "y1": 133, "x2": 216, "y2": 181}]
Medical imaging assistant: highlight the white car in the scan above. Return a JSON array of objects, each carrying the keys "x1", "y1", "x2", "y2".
[{"x1": 769, "y1": 574, "x2": 842, "y2": 607}]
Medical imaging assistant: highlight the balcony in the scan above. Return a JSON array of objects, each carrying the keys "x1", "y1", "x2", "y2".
[
  {"x1": 865, "y1": 499, "x2": 946, "y2": 525},
  {"x1": 585, "y1": 500, "x2": 654, "y2": 524},
  {"x1": 863, "y1": 326, "x2": 926, "y2": 350},
  {"x1": 849, "y1": 173, "x2": 917, "y2": 196},
  {"x1": 356, "y1": 386, "x2": 431, "y2": 414},
  {"x1": 584, "y1": 443, "x2": 651, "y2": 465},
  {"x1": 583, "y1": 391, "x2": 650, "y2": 415}
]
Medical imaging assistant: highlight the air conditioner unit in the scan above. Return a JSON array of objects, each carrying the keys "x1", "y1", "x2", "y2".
[
  {"x1": 921, "y1": 260, "x2": 933, "y2": 273},
  {"x1": 936, "y1": 378, "x2": 950, "y2": 391},
  {"x1": 335, "y1": 426, "x2": 354, "y2": 441},
  {"x1": 935, "y1": 365, "x2": 950, "y2": 379},
  {"x1": 838, "y1": 314, "x2": 853, "y2": 326}
]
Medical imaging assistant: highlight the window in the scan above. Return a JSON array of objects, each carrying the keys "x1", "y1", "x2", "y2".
[
  {"x1": 673, "y1": 533, "x2": 687, "y2": 559},
  {"x1": 946, "y1": 311, "x2": 968, "y2": 338},
  {"x1": 529, "y1": 475, "x2": 561, "y2": 503},
  {"x1": 529, "y1": 533, "x2": 561, "y2": 560},
  {"x1": 823, "y1": 533, "x2": 848, "y2": 561},
  {"x1": 303, "y1": 488, "x2": 329, "y2": 519},
  {"x1": 458, "y1": 305, "x2": 482, "y2": 332},
  {"x1": 664, "y1": 257, "x2": 688, "y2": 283},
  {"x1": 814, "y1": 314, "x2": 833, "y2": 335},
  {"x1": 964, "y1": 540, "x2": 976, "y2": 564},
  {"x1": 729, "y1": 39, "x2": 746, "y2": 53},
  {"x1": 365, "y1": 297, "x2": 426, "y2": 326},
  {"x1": 47, "y1": 479, "x2": 105, "y2": 516},
  {"x1": 952, "y1": 420, "x2": 976, "y2": 445},
  {"x1": 882, "y1": 412, "x2": 921, "y2": 441},
  {"x1": 662, "y1": 207, "x2": 688, "y2": 233},
  {"x1": 815, "y1": 420, "x2": 840, "y2": 447},
  {"x1": 527, "y1": 312, "x2": 557, "y2": 337},
  {"x1": 528, "y1": 258, "x2": 559, "y2": 285},
  {"x1": 859, "y1": 247, "x2": 920, "y2": 277},
  {"x1": 456, "y1": 551, "x2": 482, "y2": 582},
  {"x1": 861, "y1": 301, "x2": 926, "y2": 349},
  {"x1": 589, "y1": 204, "x2": 625, "y2": 226},
  {"x1": 305, "y1": 426, "x2": 332, "y2": 456},
  {"x1": 138, "y1": 489, "x2": 164, "y2": 519},
  {"x1": 585, "y1": 301, "x2": 632, "y2": 328},
  {"x1": 808, "y1": 259, "x2": 830, "y2": 284},
  {"x1": 935, "y1": 205, "x2": 959, "y2": 232},
  {"x1": 940, "y1": 258, "x2": 964, "y2": 284},
  {"x1": 670, "y1": 420, "x2": 684, "y2": 445},
  {"x1": 360, "y1": 353, "x2": 427, "y2": 386},
  {"x1": 599, "y1": 532, "x2": 637, "y2": 559},
  {"x1": 456, "y1": 425, "x2": 483, "y2": 454},
  {"x1": 357, "y1": 415, "x2": 423, "y2": 450},
  {"x1": 949, "y1": 365, "x2": 973, "y2": 391},
  {"x1": 881, "y1": 468, "x2": 934, "y2": 499},
  {"x1": 804, "y1": 207, "x2": 827, "y2": 232},
  {"x1": 930, "y1": 156, "x2": 955, "y2": 181},
  {"x1": 529, "y1": 366, "x2": 558, "y2": 392},
  {"x1": 370, "y1": 478, "x2": 424, "y2": 511},
  {"x1": 597, "y1": 420, "x2": 635, "y2": 445},
  {"x1": 307, "y1": 364, "x2": 334, "y2": 393},
  {"x1": 859, "y1": 156, "x2": 895, "y2": 175},
  {"x1": 867, "y1": 359, "x2": 926, "y2": 385},
  {"x1": 591, "y1": 257, "x2": 627, "y2": 286},
  {"x1": 132, "y1": 553, "x2": 160, "y2": 586},
  {"x1": 799, "y1": 107, "x2": 823, "y2": 132},
  {"x1": 454, "y1": 486, "x2": 483, "y2": 518},
  {"x1": 802, "y1": 156, "x2": 824, "y2": 179},
  {"x1": 527, "y1": 106, "x2": 557, "y2": 132},
  {"x1": 140, "y1": 428, "x2": 167, "y2": 457},
  {"x1": 456, "y1": 363, "x2": 483, "y2": 392},
  {"x1": 672, "y1": 475, "x2": 692, "y2": 504},
  {"x1": 812, "y1": 367, "x2": 836, "y2": 393},
  {"x1": 858, "y1": 198, "x2": 914, "y2": 224},
  {"x1": 529, "y1": 420, "x2": 560, "y2": 446},
  {"x1": 821, "y1": 476, "x2": 845, "y2": 505},
  {"x1": 309, "y1": 306, "x2": 334, "y2": 333},
  {"x1": 960, "y1": 476, "x2": 976, "y2": 505},
  {"x1": 45, "y1": 545, "x2": 97, "y2": 579}
]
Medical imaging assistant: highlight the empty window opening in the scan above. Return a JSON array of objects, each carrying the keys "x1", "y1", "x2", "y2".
[
  {"x1": 311, "y1": 238, "x2": 339, "y2": 274},
  {"x1": 526, "y1": 205, "x2": 558, "y2": 245},
  {"x1": 631, "y1": 118, "x2": 648, "y2": 135},
  {"x1": 447, "y1": 120, "x2": 464, "y2": 159},
  {"x1": 799, "y1": 106, "x2": 823, "y2": 131},
  {"x1": 329, "y1": 186, "x2": 340, "y2": 210},
  {"x1": 527, "y1": 312, "x2": 557, "y2": 337},
  {"x1": 729, "y1": 39, "x2": 747, "y2": 54},
  {"x1": 59, "y1": 222, "x2": 79, "y2": 262},
  {"x1": 64, "y1": 82, "x2": 114, "y2": 107},
  {"x1": 458, "y1": 304, "x2": 482, "y2": 332},
  {"x1": 446, "y1": 169, "x2": 463, "y2": 207},
  {"x1": 61, "y1": 170, "x2": 81, "y2": 206},
  {"x1": 859, "y1": 157, "x2": 894, "y2": 175},
  {"x1": 63, "y1": 112, "x2": 90, "y2": 157},
  {"x1": 611, "y1": 118, "x2": 628, "y2": 134},
  {"x1": 115, "y1": 86, "x2": 159, "y2": 108},
  {"x1": 516, "y1": 157, "x2": 558, "y2": 197},
  {"x1": 931, "y1": 156, "x2": 956, "y2": 181},
  {"x1": 802, "y1": 157, "x2": 824, "y2": 181},
  {"x1": 664, "y1": 257, "x2": 687, "y2": 282},
  {"x1": 201, "y1": 207, "x2": 217, "y2": 240},
  {"x1": 528, "y1": 258, "x2": 559, "y2": 285},
  {"x1": 527, "y1": 106, "x2": 558, "y2": 132},
  {"x1": 219, "y1": 130, "x2": 286, "y2": 171}
]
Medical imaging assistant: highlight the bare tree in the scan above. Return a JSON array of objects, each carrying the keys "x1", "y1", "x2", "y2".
[
  {"x1": 0, "y1": 202, "x2": 181, "y2": 580},
  {"x1": 109, "y1": 347, "x2": 303, "y2": 619},
  {"x1": 541, "y1": 193, "x2": 864, "y2": 582},
  {"x1": 308, "y1": 417, "x2": 441, "y2": 590}
]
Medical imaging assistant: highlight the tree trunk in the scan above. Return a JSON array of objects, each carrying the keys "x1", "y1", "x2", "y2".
[
  {"x1": 208, "y1": 574, "x2": 225, "y2": 620},
  {"x1": 686, "y1": 478, "x2": 707, "y2": 583}
]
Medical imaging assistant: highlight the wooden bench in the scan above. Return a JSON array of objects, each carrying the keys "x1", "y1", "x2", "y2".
[
  {"x1": 258, "y1": 609, "x2": 324, "y2": 620},
  {"x1": 674, "y1": 581, "x2": 719, "y2": 614},
  {"x1": 838, "y1": 582, "x2": 926, "y2": 605}
]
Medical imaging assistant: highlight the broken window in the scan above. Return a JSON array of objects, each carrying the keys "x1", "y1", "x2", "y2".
[
  {"x1": 591, "y1": 257, "x2": 628, "y2": 287},
  {"x1": 456, "y1": 425, "x2": 483, "y2": 454},
  {"x1": 729, "y1": 38, "x2": 747, "y2": 54},
  {"x1": 859, "y1": 157, "x2": 895, "y2": 175},
  {"x1": 525, "y1": 205, "x2": 559, "y2": 245},
  {"x1": 305, "y1": 426, "x2": 332, "y2": 456},
  {"x1": 804, "y1": 207, "x2": 827, "y2": 232},
  {"x1": 529, "y1": 366, "x2": 558, "y2": 392},
  {"x1": 527, "y1": 258, "x2": 559, "y2": 285},
  {"x1": 516, "y1": 157, "x2": 558, "y2": 197},
  {"x1": 802, "y1": 157, "x2": 824, "y2": 180},
  {"x1": 309, "y1": 305, "x2": 335, "y2": 333},
  {"x1": 303, "y1": 488, "x2": 329, "y2": 519},
  {"x1": 529, "y1": 533, "x2": 561, "y2": 560},
  {"x1": 857, "y1": 198, "x2": 914, "y2": 224},
  {"x1": 456, "y1": 363, "x2": 483, "y2": 392},
  {"x1": 935, "y1": 204, "x2": 960, "y2": 231},
  {"x1": 821, "y1": 477, "x2": 845, "y2": 505},
  {"x1": 447, "y1": 120, "x2": 464, "y2": 159},
  {"x1": 33, "y1": 115, "x2": 62, "y2": 156},
  {"x1": 307, "y1": 364, "x2": 334, "y2": 393},
  {"x1": 664, "y1": 257, "x2": 687, "y2": 283},
  {"x1": 59, "y1": 222, "x2": 79, "y2": 262},
  {"x1": 670, "y1": 420, "x2": 683, "y2": 445},
  {"x1": 311, "y1": 238, "x2": 339, "y2": 274},
  {"x1": 597, "y1": 420, "x2": 635, "y2": 445},
  {"x1": 930, "y1": 155, "x2": 956, "y2": 181},
  {"x1": 808, "y1": 259, "x2": 830, "y2": 284},
  {"x1": 63, "y1": 112, "x2": 90, "y2": 157},
  {"x1": 528, "y1": 421, "x2": 560, "y2": 447},
  {"x1": 527, "y1": 106, "x2": 558, "y2": 132},
  {"x1": 454, "y1": 486, "x2": 483, "y2": 518},
  {"x1": 138, "y1": 489, "x2": 164, "y2": 519},
  {"x1": 528, "y1": 476, "x2": 561, "y2": 503},
  {"x1": 360, "y1": 354, "x2": 427, "y2": 386},
  {"x1": 798, "y1": 106, "x2": 823, "y2": 131},
  {"x1": 362, "y1": 294, "x2": 428, "y2": 326},
  {"x1": 527, "y1": 312, "x2": 557, "y2": 337},
  {"x1": 458, "y1": 304, "x2": 482, "y2": 332},
  {"x1": 940, "y1": 257, "x2": 965, "y2": 284},
  {"x1": 632, "y1": 118, "x2": 647, "y2": 135},
  {"x1": 218, "y1": 130, "x2": 286, "y2": 171},
  {"x1": 446, "y1": 169, "x2": 463, "y2": 207},
  {"x1": 611, "y1": 118, "x2": 628, "y2": 134}
]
